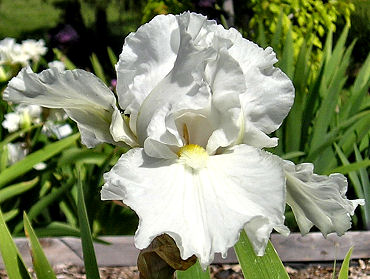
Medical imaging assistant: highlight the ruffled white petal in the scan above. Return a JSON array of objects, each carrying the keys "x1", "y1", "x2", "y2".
[
  {"x1": 116, "y1": 14, "x2": 179, "y2": 134},
  {"x1": 283, "y1": 161, "x2": 364, "y2": 236},
  {"x1": 101, "y1": 144, "x2": 286, "y2": 268},
  {"x1": 4, "y1": 67, "x2": 137, "y2": 147},
  {"x1": 242, "y1": 120, "x2": 279, "y2": 148},
  {"x1": 228, "y1": 38, "x2": 295, "y2": 135},
  {"x1": 244, "y1": 217, "x2": 276, "y2": 256},
  {"x1": 117, "y1": 12, "x2": 294, "y2": 152},
  {"x1": 203, "y1": 48, "x2": 245, "y2": 154},
  {"x1": 134, "y1": 12, "x2": 256, "y2": 155},
  {"x1": 135, "y1": 44, "x2": 212, "y2": 151}
]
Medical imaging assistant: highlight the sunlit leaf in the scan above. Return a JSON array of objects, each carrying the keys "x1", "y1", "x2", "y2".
[
  {"x1": 53, "y1": 48, "x2": 76, "y2": 70},
  {"x1": 0, "y1": 209, "x2": 31, "y2": 279},
  {"x1": 107, "y1": 46, "x2": 118, "y2": 68},
  {"x1": 0, "y1": 124, "x2": 42, "y2": 150},
  {"x1": 234, "y1": 231, "x2": 289, "y2": 279},
  {"x1": 0, "y1": 177, "x2": 39, "y2": 203},
  {"x1": 90, "y1": 53, "x2": 107, "y2": 85},
  {"x1": 327, "y1": 159, "x2": 370, "y2": 174},
  {"x1": 14, "y1": 179, "x2": 74, "y2": 233},
  {"x1": 0, "y1": 133, "x2": 80, "y2": 188},
  {"x1": 76, "y1": 169, "x2": 100, "y2": 278},
  {"x1": 23, "y1": 212, "x2": 56, "y2": 279},
  {"x1": 338, "y1": 247, "x2": 353, "y2": 279},
  {"x1": 177, "y1": 261, "x2": 210, "y2": 279},
  {"x1": 353, "y1": 145, "x2": 370, "y2": 229}
]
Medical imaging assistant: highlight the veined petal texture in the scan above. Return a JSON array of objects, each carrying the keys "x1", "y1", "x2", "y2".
[
  {"x1": 284, "y1": 161, "x2": 364, "y2": 236},
  {"x1": 4, "y1": 67, "x2": 137, "y2": 147},
  {"x1": 101, "y1": 144, "x2": 286, "y2": 268}
]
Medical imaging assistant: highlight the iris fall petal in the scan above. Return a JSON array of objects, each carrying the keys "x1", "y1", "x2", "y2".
[
  {"x1": 4, "y1": 67, "x2": 136, "y2": 147},
  {"x1": 102, "y1": 144, "x2": 286, "y2": 268},
  {"x1": 283, "y1": 161, "x2": 364, "y2": 236}
]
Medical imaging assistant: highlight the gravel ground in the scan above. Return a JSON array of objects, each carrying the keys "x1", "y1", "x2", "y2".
[{"x1": 1, "y1": 260, "x2": 369, "y2": 279}]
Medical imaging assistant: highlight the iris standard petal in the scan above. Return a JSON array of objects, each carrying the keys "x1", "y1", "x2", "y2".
[
  {"x1": 284, "y1": 161, "x2": 364, "y2": 236},
  {"x1": 135, "y1": 29, "x2": 213, "y2": 149},
  {"x1": 101, "y1": 144, "x2": 286, "y2": 268},
  {"x1": 136, "y1": 13, "x2": 250, "y2": 155},
  {"x1": 228, "y1": 36, "x2": 294, "y2": 135},
  {"x1": 204, "y1": 48, "x2": 245, "y2": 154},
  {"x1": 4, "y1": 67, "x2": 137, "y2": 147},
  {"x1": 116, "y1": 14, "x2": 179, "y2": 134}
]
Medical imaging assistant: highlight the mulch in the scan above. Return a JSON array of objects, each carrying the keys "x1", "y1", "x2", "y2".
[{"x1": 1, "y1": 260, "x2": 369, "y2": 279}]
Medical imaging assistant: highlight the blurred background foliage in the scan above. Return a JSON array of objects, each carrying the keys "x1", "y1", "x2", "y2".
[{"x1": 0, "y1": 0, "x2": 369, "y2": 238}]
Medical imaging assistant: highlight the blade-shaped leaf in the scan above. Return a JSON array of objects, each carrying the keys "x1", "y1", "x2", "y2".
[
  {"x1": 326, "y1": 160, "x2": 370, "y2": 174},
  {"x1": 14, "y1": 179, "x2": 74, "y2": 233},
  {"x1": 279, "y1": 24, "x2": 294, "y2": 79},
  {"x1": 345, "y1": 53, "x2": 370, "y2": 118},
  {"x1": 90, "y1": 53, "x2": 107, "y2": 85},
  {"x1": 0, "y1": 209, "x2": 31, "y2": 279},
  {"x1": 0, "y1": 177, "x2": 39, "y2": 203},
  {"x1": 0, "y1": 146, "x2": 7, "y2": 172},
  {"x1": 177, "y1": 261, "x2": 210, "y2": 279},
  {"x1": 322, "y1": 28, "x2": 333, "y2": 68},
  {"x1": 285, "y1": 39, "x2": 311, "y2": 153},
  {"x1": 0, "y1": 124, "x2": 42, "y2": 150},
  {"x1": 57, "y1": 148, "x2": 108, "y2": 167},
  {"x1": 234, "y1": 230, "x2": 289, "y2": 279},
  {"x1": 324, "y1": 25, "x2": 349, "y2": 82},
  {"x1": 34, "y1": 222, "x2": 109, "y2": 245},
  {"x1": 271, "y1": 10, "x2": 283, "y2": 52},
  {"x1": 0, "y1": 133, "x2": 80, "y2": 188},
  {"x1": 310, "y1": 41, "x2": 355, "y2": 156},
  {"x1": 338, "y1": 247, "x2": 353, "y2": 279},
  {"x1": 256, "y1": 20, "x2": 267, "y2": 48},
  {"x1": 281, "y1": 151, "x2": 305, "y2": 160},
  {"x1": 76, "y1": 169, "x2": 100, "y2": 279},
  {"x1": 354, "y1": 144, "x2": 370, "y2": 229},
  {"x1": 23, "y1": 212, "x2": 56, "y2": 279},
  {"x1": 306, "y1": 111, "x2": 370, "y2": 162},
  {"x1": 333, "y1": 143, "x2": 367, "y2": 225},
  {"x1": 34, "y1": 222, "x2": 80, "y2": 237},
  {"x1": 53, "y1": 49, "x2": 76, "y2": 70},
  {"x1": 107, "y1": 47, "x2": 118, "y2": 68},
  {"x1": 3, "y1": 209, "x2": 19, "y2": 222}
]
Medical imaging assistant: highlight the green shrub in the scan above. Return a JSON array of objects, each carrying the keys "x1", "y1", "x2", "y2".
[{"x1": 245, "y1": 0, "x2": 355, "y2": 69}]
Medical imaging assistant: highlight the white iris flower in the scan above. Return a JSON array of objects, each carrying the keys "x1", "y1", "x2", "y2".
[{"x1": 3, "y1": 12, "x2": 363, "y2": 268}]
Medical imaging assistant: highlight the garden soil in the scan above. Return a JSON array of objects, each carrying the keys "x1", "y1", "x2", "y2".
[{"x1": 0, "y1": 260, "x2": 369, "y2": 279}]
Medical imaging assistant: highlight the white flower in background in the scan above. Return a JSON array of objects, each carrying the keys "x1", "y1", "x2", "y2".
[
  {"x1": 33, "y1": 162, "x2": 47, "y2": 170},
  {"x1": 2, "y1": 111, "x2": 21, "y2": 132},
  {"x1": 2, "y1": 104, "x2": 42, "y2": 132},
  {"x1": 41, "y1": 106, "x2": 73, "y2": 139},
  {"x1": 6, "y1": 142, "x2": 27, "y2": 165},
  {"x1": 0, "y1": 38, "x2": 29, "y2": 65},
  {"x1": 6, "y1": 142, "x2": 46, "y2": 170},
  {"x1": 3, "y1": 12, "x2": 363, "y2": 268},
  {"x1": 2, "y1": 102, "x2": 71, "y2": 139},
  {"x1": 21, "y1": 39, "x2": 47, "y2": 62},
  {"x1": 48, "y1": 60, "x2": 65, "y2": 72},
  {"x1": 43, "y1": 122, "x2": 73, "y2": 139},
  {"x1": 0, "y1": 38, "x2": 47, "y2": 66}
]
